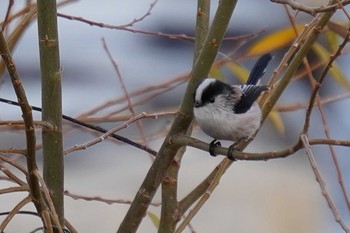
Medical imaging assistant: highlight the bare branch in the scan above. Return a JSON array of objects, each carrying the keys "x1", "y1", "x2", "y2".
[
  {"x1": 172, "y1": 134, "x2": 350, "y2": 160},
  {"x1": 301, "y1": 134, "x2": 350, "y2": 233},
  {"x1": 64, "y1": 190, "x2": 161, "y2": 207},
  {"x1": 117, "y1": 0, "x2": 159, "y2": 28},
  {"x1": 64, "y1": 111, "x2": 173, "y2": 155},
  {"x1": 0, "y1": 195, "x2": 31, "y2": 232},
  {"x1": 271, "y1": 0, "x2": 350, "y2": 15},
  {"x1": 102, "y1": 38, "x2": 150, "y2": 158},
  {"x1": 0, "y1": 97, "x2": 158, "y2": 155}
]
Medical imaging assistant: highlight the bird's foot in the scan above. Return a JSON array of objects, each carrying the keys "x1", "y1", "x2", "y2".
[
  {"x1": 227, "y1": 144, "x2": 238, "y2": 160},
  {"x1": 209, "y1": 139, "x2": 221, "y2": 157},
  {"x1": 227, "y1": 137, "x2": 248, "y2": 160}
]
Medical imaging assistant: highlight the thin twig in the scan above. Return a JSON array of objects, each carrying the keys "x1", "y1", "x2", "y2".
[
  {"x1": 275, "y1": 92, "x2": 350, "y2": 112},
  {"x1": 117, "y1": 0, "x2": 159, "y2": 28},
  {"x1": 0, "y1": 186, "x2": 29, "y2": 195},
  {"x1": 1, "y1": 0, "x2": 14, "y2": 31},
  {"x1": 0, "y1": 97, "x2": 158, "y2": 156},
  {"x1": 34, "y1": 170, "x2": 63, "y2": 233},
  {"x1": 64, "y1": 190, "x2": 161, "y2": 207},
  {"x1": 64, "y1": 111, "x2": 172, "y2": 154},
  {"x1": 0, "y1": 163, "x2": 26, "y2": 186},
  {"x1": 102, "y1": 38, "x2": 150, "y2": 158},
  {"x1": 0, "y1": 195, "x2": 32, "y2": 232},
  {"x1": 300, "y1": 135, "x2": 350, "y2": 233},
  {"x1": 271, "y1": 0, "x2": 350, "y2": 15}
]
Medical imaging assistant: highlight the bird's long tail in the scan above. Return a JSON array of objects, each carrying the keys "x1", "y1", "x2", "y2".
[{"x1": 246, "y1": 53, "x2": 273, "y2": 85}]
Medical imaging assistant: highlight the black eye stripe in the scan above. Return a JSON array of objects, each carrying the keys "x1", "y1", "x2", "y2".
[{"x1": 201, "y1": 80, "x2": 231, "y2": 104}]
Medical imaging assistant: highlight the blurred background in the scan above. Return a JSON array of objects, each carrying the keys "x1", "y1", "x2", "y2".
[{"x1": 0, "y1": 0, "x2": 350, "y2": 232}]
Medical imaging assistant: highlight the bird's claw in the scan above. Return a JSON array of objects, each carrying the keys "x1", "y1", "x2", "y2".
[
  {"x1": 227, "y1": 144, "x2": 238, "y2": 160},
  {"x1": 227, "y1": 137, "x2": 248, "y2": 160},
  {"x1": 209, "y1": 139, "x2": 221, "y2": 157}
]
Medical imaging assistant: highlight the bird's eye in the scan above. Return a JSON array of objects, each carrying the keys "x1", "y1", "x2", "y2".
[{"x1": 209, "y1": 97, "x2": 215, "y2": 103}]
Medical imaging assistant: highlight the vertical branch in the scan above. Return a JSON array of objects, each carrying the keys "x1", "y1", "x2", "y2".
[
  {"x1": 193, "y1": 0, "x2": 211, "y2": 64},
  {"x1": 37, "y1": 0, "x2": 64, "y2": 226},
  {"x1": 0, "y1": 30, "x2": 49, "y2": 227},
  {"x1": 117, "y1": 1, "x2": 238, "y2": 232},
  {"x1": 159, "y1": 1, "x2": 211, "y2": 232}
]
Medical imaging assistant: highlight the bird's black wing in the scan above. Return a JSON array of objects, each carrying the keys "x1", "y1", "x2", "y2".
[
  {"x1": 246, "y1": 53, "x2": 273, "y2": 85},
  {"x1": 233, "y1": 85, "x2": 269, "y2": 114}
]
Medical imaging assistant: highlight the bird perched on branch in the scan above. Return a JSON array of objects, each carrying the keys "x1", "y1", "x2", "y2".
[{"x1": 193, "y1": 53, "x2": 273, "y2": 158}]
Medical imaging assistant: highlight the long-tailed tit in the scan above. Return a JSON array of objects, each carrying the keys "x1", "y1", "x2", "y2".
[{"x1": 193, "y1": 53, "x2": 272, "y2": 157}]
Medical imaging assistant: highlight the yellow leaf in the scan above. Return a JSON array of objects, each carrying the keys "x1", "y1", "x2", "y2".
[
  {"x1": 225, "y1": 61, "x2": 249, "y2": 84},
  {"x1": 312, "y1": 42, "x2": 350, "y2": 90},
  {"x1": 327, "y1": 21, "x2": 348, "y2": 39},
  {"x1": 147, "y1": 211, "x2": 160, "y2": 229},
  {"x1": 209, "y1": 63, "x2": 224, "y2": 79},
  {"x1": 268, "y1": 110, "x2": 285, "y2": 134},
  {"x1": 247, "y1": 25, "x2": 303, "y2": 56},
  {"x1": 325, "y1": 31, "x2": 339, "y2": 53}
]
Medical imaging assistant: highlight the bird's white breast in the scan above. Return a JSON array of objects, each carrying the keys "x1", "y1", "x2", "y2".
[{"x1": 194, "y1": 102, "x2": 262, "y2": 141}]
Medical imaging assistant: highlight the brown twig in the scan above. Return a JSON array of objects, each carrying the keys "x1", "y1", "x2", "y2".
[
  {"x1": 77, "y1": 73, "x2": 188, "y2": 118},
  {"x1": 64, "y1": 190, "x2": 161, "y2": 207},
  {"x1": 0, "y1": 148, "x2": 27, "y2": 155},
  {"x1": 172, "y1": 134, "x2": 350, "y2": 160},
  {"x1": 0, "y1": 28, "x2": 48, "y2": 227},
  {"x1": 117, "y1": 0, "x2": 159, "y2": 28},
  {"x1": 275, "y1": 92, "x2": 350, "y2": 112},
  {"x1": 57, "y1": 13, "x2": 260, "y2": 43},
  {"x1": 0, "y1": 163, "x2": 26, "y2": 186},
  {"x1": 34, "y1": 170, "x2": 64, "y2": 233},
  {"x1": 57, "y1": 12, "x2": 194, "y2": 41},
  {"x1": 1, "y1": 0, "x2": 14, "y2": 31},
  {"x1": 64, "y1": 111, "x2": 172, "y2": 155},
  {"x1": 0, "y1": 186, "x2": 29, "y2": 195},
  {"x1": 271, "y1": 0, "x2": 350, "y2": 15},
  {"x1": 102, "y1": 38, "x2": 150, "y2": 158},
  {"x1": 300, "y1": 135, "x2": 350, "y2": 233},
  {"x1": 310, "y1": 22, "x2": 350, "y2": 212},
  {"x1": 0, "y1": 195, "x2": 31, "y2": 232},
  {"x1": 0, "y1": 97, "x2": 158, "y2": 155}
]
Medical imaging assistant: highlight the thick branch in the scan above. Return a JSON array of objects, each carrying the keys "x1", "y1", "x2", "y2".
[
  {"x1": 117, "y1": 1, "x2": 238, "y2": 232},
  {"x1": 37, "y1": 0, "x2": 64, "y2": 226}
]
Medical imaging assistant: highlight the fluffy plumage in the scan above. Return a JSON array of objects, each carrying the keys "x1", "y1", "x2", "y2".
[{"x1": 193, "y1": 54, "x2": 272, "y2": 156}]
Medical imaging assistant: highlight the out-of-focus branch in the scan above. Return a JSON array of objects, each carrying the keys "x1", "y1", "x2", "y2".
[
  {"x1": 64, "y1": 190, "x2": 161, "y2": 206},
  {"x1": 0, "y1": 27, "x2": 49, "y2": 228},
  {"x1": 271, "y1": 0, "x2": 350, "y2": 15},
  {"x1": 301, "y1": 22, "x2": 350, "y2": 222},
  {"x1": 64, "y1": 111, "x2": 171, "y2": 155},
  {"x1": 0, "y1": 196, "x2": 31, "y2": 232},
  {"x1": 102, "y1": 38, "x2": 150, "y2": 158},
  {"x1": 301, "y1": 135, "x2": 350, "y2": 233},
  {"x1": 0, "y1": 97, "x2": 159, "y2": 155}
]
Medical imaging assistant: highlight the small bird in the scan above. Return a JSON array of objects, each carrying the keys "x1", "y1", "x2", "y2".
[{"x1": 193, "y1": 53, "x2": 272, "y2": 158}]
